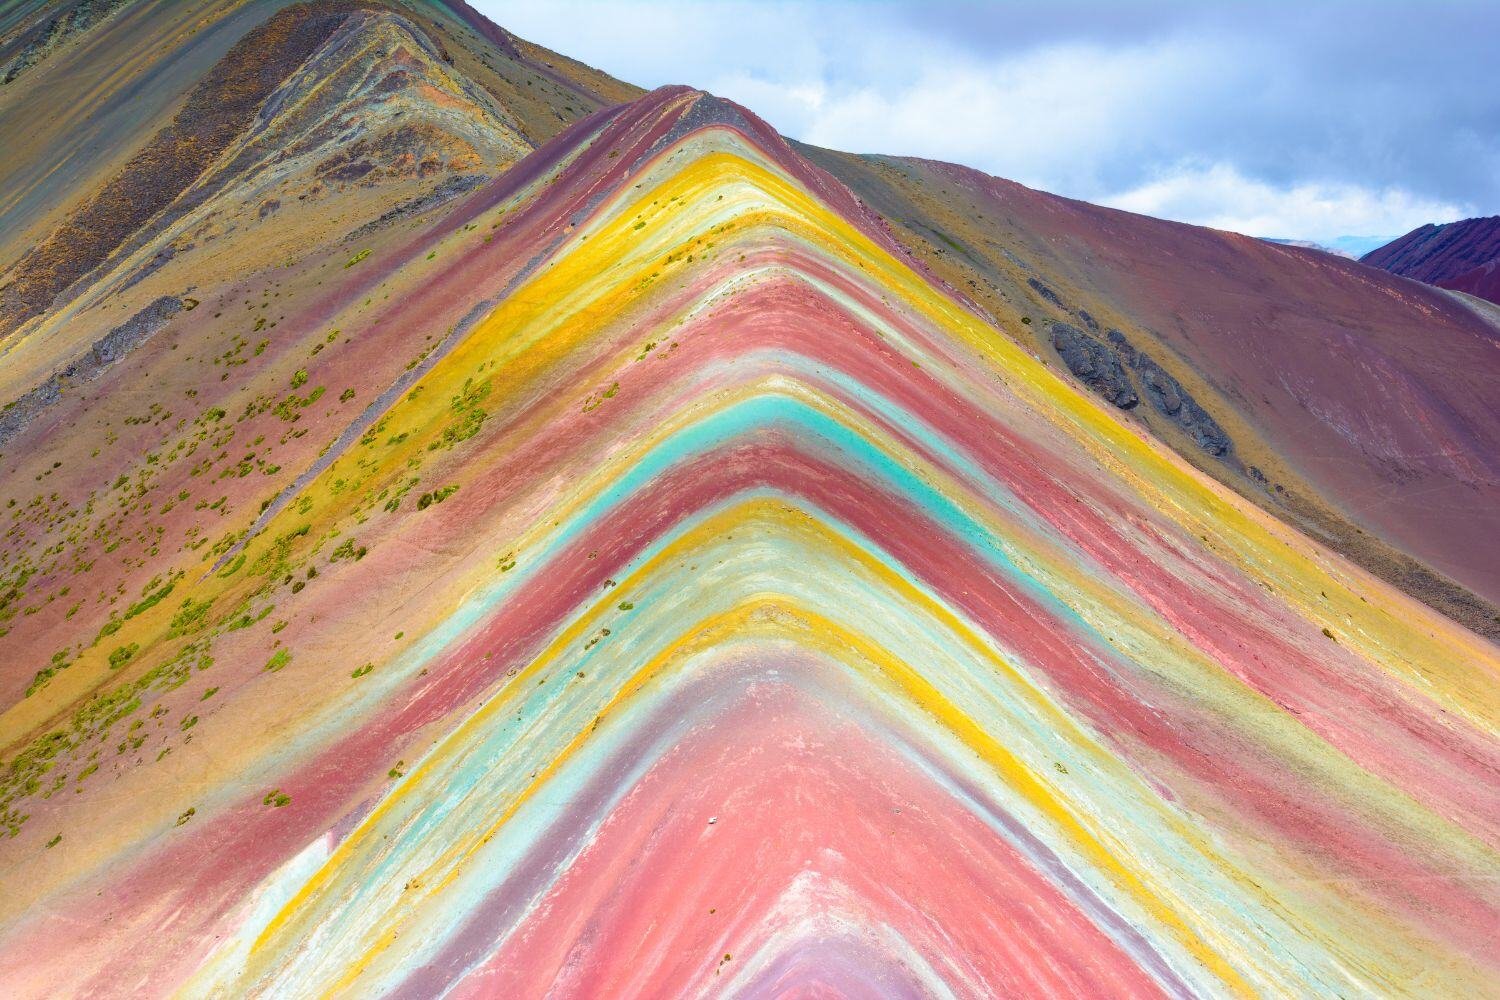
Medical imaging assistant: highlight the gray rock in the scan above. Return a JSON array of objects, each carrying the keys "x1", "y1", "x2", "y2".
[
  {"x1": 1107, "y1": 328, "x2": 1233, "y2": 457},
  {"x1": 1000, "y1": 248, "x2": 1031, "y2": 271},
  {"x1": 1027, "y1": 276, "x2": 1065, "y2": 309},
  {"x1": 0, "y1": 295, "x2": 182, "y2": 446},
  {"x1": 1050, "y1": 322, "x2": 1138, "y2": 409},
  {"x1": 1105, "y1": 328, "x2": 1137, "y2": 364}
]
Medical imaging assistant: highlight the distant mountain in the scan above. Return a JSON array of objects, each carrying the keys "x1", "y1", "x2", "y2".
[
  {"x1": 1362, "y1": 216, "x2": 1500, "y2": 305},
  {"x1": 1261, "y1": 237, "x2": 1355, "y2": 258}
]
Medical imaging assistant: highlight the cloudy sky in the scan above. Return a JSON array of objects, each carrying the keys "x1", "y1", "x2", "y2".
[{"x1": 478, "y1": 1, "x2": 1497, "y2": 249}]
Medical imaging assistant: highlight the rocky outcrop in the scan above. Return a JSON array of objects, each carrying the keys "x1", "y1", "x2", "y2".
[
  {"x1": 0, "y1": 296, "x2": 181, "y2": 446},
  {"x1": 1051, "y1": 321, "x2": 1233, "y2": 458},
  {"x1": 1027, "y1": 276, "x2": 1065, "y2": 309},
  {"x1": 0, "y1": 0, "x2": 130, "y2": 85},
  {"x1": 1050, "y1": 322, "x2": 1137, "y2": 409},
  {"x1": 1107, "y1": 330, "x2": 1231, "y2": 456}
]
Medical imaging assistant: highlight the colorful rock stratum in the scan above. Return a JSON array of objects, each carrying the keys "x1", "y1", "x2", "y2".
[{"x1": 1, "y1": 3, "x2": 1497, "y2": 999}]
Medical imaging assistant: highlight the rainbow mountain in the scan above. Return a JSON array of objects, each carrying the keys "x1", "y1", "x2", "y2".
[{"x1": 0, "y1": 3, "x2": 1497, "y2": 998}]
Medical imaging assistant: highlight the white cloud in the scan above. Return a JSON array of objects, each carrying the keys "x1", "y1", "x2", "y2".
[
  {"x1": 703, "y1": 41, "x2": 1228, "y2": 197},
  {"x1": 476, "y1": 0, "x2": 1493, "y2": 244},
  {"x1": 1100, "y1": 163, "x2": 1470, "y2": 240},
  {"x1": 492, "y1": 0, "x2": 1241, "y2": 195}
]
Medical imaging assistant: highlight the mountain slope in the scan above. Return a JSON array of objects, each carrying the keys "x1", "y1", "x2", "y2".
[
  {"x1": 1362, "y1": 215, "x2": 1500, "y2": 305},
  {"x1": 0, "y1": 5, "x2": 1496, "y2": 999},
  {"x1": 799, "y1": 147, "x2": 1500, "y2": 633},
  {"x1": 1363, "y1": 215, "x2": 1500, "y2": 284},
  {"x1": 0, "y1": 0, "x2": 640, "y2": 346}
]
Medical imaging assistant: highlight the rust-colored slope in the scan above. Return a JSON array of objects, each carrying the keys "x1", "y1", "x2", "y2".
[
  {"x1": 1363, "y1": 216, "x2": 1500, "y2": 307},
  {"x1": 1362, "y1": 216, "x2": 1500, "y2": 289},
  {"x1": 801, "y1": 147, "x2": 1500, "y2": 633},
  {"x1": 1443, "y1": 258, "x2": 1500, "y2": 304}
]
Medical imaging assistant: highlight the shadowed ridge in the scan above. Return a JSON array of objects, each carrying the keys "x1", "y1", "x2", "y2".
[
  {"x1": 1362, "y1": 215, "x2": 1500, "y2": 285},
  {"x1": 0, "y1": 0, "x2": 640, "y2": 325},
  {"x1": 1363, "y1": 215, "x2": 1500, "y2": 306},
  {"x1": 0, "y1": 2, "x2": 375, "y2": 337}
]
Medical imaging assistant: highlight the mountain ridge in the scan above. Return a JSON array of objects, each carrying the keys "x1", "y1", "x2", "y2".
[{"x1": 1362, "y1": 214, "x2": 1500, "y2": 305}]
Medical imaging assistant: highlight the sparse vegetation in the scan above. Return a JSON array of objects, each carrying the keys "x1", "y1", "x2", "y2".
[{"x1": 108, "y1": 642, "x2": 140, "y2": 669}]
